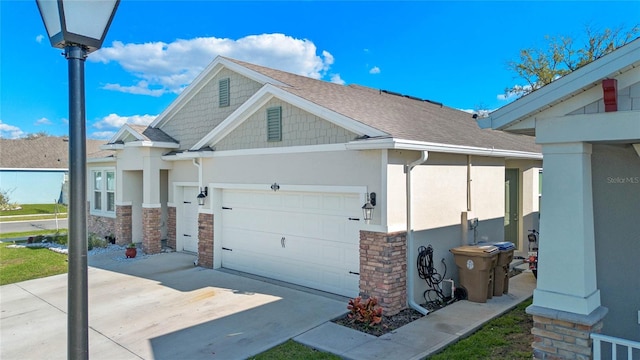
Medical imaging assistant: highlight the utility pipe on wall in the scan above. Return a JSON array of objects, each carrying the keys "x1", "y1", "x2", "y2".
[
  {"x1": 405, "y1": 151, "x2": 429, "y2": 315},
  {"x1": 192, "y1": 158, "x2": 203, "y2": 193}
]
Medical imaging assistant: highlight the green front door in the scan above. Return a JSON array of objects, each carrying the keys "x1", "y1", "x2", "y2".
[{"x1": 504, "y1": 169, "x2": 519, "y2": 243}]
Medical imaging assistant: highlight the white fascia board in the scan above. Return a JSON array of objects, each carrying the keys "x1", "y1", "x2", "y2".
[
  {"x1": 209, "y1": 143, "x2": 347, "y2": 157},
  {"x1": 124, "y1": 141, "x2": 180, "y2": 149},
  {"x1": 175, "y1": 151, "x2": 216, "y2": 159},
  {"x1": 346, "y1": 138, "x2": 543, "y2": 159},
  {"x1": 109, "y1": 124, "x2": 145, "y2": 143},
  {"x1": 487, "y1": 39, "x2": 640, "y2": 130},
  {"x1": 100, "y1": 143, "x2": 124, "y2": 150},
  {"x1": 191, "y1": 84, "x2": 387, "y2": 150},
  {"x1": 151, "y1": 57, "x2": 287, "y2": 129},
  {"x1": 536, "y1": 111, "x2": 640, "y2": 144},
  {"x1": 87, "y1": 157, "x2": 116, "y2": 163}
]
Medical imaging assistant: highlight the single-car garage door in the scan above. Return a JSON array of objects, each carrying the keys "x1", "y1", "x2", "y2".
[{"x1": 221, "y1": 189, "x2": 361, "y2": 297}]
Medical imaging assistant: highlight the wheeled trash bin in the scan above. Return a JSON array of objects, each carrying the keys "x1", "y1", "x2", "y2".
[
  {"x1": 450, "y1": 245, "x2": 499, "y2": 303},
  {"x1": 481, "y1": 241, "x2": 515, "y2": 296}
]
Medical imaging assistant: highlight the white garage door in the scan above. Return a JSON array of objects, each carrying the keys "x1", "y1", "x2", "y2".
[
  {"x1": 179, "y1": 187, "x2": 199, "y2": 253},
  {"x1": 221, "y1": 189, "x2": 361, "y2": 297}
]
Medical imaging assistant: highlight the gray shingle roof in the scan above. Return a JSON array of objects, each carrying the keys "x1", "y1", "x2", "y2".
[
  {"x1": 224, "y1": 57, "x2": 541, "y2": 154},
  {"x1": 0, "y1": 136, "x2": 109, "y2": 169},
  {"x1": 126, "y1": 125, "x2": 178, "y2": 144}
]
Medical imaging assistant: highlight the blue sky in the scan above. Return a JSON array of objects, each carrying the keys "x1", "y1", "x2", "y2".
[{"x1": 1, "y1": 1, "x2": 639, "y2": 140}]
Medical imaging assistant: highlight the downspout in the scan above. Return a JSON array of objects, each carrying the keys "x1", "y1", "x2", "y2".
[
  {"x1": 406, "y1": 151, "x2": 429, "y2": 315},
  {"x1": 192, "y1": 158, "x2": 203, "y2": 193}
]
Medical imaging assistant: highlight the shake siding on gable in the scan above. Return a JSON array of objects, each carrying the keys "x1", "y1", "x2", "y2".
[
  {"x1": 214, "y1": 99, "x2": 358, "y2": 151},
  {"x1": 159, "y1": 69, "x2": 263, "y2": 149},
  {"x1": 568, "y1": 81, "x2": 640, "y2": 115}
]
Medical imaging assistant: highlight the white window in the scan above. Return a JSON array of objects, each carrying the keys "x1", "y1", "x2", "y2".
[{"x1": 91, "y1": 168, "x2": 115, "y2": 216}]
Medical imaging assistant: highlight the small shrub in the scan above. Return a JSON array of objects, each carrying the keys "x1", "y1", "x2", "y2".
[
  {"x1": 53, "y1": 233, "x2": 68, "y2": 245},
  {"x1": 87, "y1": 233, "x2": 108, "y2": 250},
  {"x1": 347, "y1": 297, "x2": 383, "y2": 327}
]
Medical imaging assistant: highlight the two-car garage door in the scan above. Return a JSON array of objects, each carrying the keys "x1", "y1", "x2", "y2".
[{"x1": 221, "y1": 189, "x2": 361, "y2": 298}]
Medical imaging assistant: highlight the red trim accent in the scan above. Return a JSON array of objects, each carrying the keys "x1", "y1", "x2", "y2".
[{"x1": 602, "y1": 79, "x2": 618, "y2": 112}]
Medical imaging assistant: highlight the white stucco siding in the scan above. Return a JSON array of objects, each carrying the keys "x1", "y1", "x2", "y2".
[
  {"x1": 214, "y1": 99, "x2": 358, "y2": 151},
  {"x1": 160, "y1": 69, "x2": 263, "y2": 150}
]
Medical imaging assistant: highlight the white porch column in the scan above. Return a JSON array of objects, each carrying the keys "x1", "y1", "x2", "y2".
[{"x1": 533, "y1": 142, "x2": 601, "y2": 315}]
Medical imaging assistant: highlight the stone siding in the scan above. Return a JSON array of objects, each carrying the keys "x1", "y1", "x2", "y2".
[
  {"x1": 531, "y1": 315, "x2": 604, "y2": 360},
  {"x1": 167, "y1": 206, "x2": 176, "y2": 250},
  {"x1": 87, "y1": 203, "x2": 116, "y2": 239},
  {"x1": 115, "y1": 205, "x2": 132, "y2": 245},
  {"x1": 142, "y1": 207, "x2": 162, "y2": 254},
  {"x1": 198, "y1": 213, "x2": 213, "y2": 268},
  {"x1": 215, "y1": 98, "x2": 357, "y2": 151},
  {"x1": 359, "y1": 230, "x2": 407, "y2": 316}
]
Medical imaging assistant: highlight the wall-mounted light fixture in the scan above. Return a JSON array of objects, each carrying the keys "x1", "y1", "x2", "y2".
[
  {"x1": 197, "y1": 187, "x2": 208, "y2": 206},
  {"x1": 271, "y1": 183, "x2": 280, "y2": 191},
  {"x1": 362, "y1": 192, "x2": 376, "y2": 223}
]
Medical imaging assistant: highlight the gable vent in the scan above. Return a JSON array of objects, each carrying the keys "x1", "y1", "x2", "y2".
[
  {"x1": 219, "y1": 78, "x2": 230, "y2": 107},
  {"x1": 267, "y1": 106, "x2": 282, "y2": 142}
]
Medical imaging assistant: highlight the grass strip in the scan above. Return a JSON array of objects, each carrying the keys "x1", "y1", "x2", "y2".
[
  {"x1": 0, "y1": 230, "x2": 67, "y2": 240},
  {"x1": 0, "y1": 204, "x2": 67, "y2": 217},
  {"x1": 426, "y1": 297, "x2": 534, "y2": 360},
  {"x1": 0, "y1": 242, "x2": 68, "y2": 285},
  {"x1": 249, "y1": 340, "x2": 341, "y2": 360}
]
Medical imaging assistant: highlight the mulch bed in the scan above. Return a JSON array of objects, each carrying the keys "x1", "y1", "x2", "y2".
[{"x1": 332, "y1": 308, "x2": 424, "y2": 337}]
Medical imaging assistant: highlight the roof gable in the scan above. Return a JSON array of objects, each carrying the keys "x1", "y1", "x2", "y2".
[{"x1": 105, "y1": 124, "x2": 178, "y2": 149}]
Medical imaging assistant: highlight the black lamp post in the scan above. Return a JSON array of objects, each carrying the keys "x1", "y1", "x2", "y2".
[{"x1": 35, "y1": 1, "x2": 119, "y2": 358}]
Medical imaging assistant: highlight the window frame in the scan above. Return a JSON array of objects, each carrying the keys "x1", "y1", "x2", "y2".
[{"x1": 90, "y1": 167, "x2": 116, "y2": 217}]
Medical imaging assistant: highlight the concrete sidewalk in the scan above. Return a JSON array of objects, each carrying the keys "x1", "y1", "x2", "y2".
[{"x1": 295, "y1": 272, "x2": 536, "y2": 360}]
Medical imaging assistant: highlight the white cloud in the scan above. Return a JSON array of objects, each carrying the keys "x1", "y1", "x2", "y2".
[
  {"x1": 36, "y1": 34, "x2": 44, "y2": 43},
  {"x1": 93, "y1": 113, "x2": 156, "y2": 130},
  {"x1": 369, "y1": 66, "x2": 381, "y2": 75},
  {"x1": 497, "y1": 84, "x2": 532, "y2": 101},
  {"x1": 330, "y1": 74, "x2": 345, "y2": 85},
  {"x1": 35, "y1": 117, "x2": 52, "y2": 125},
  {"x1": 0, "y1": 120, "x2": 25, "y2": 139},
  {"x1": 459, "y1": 109, "x2": 492, "y2": 118},
  {"x1": 90, "y1": 34, "x2": 337, "y2": 96},
  {"x1": 90, "y1": 131, "x2": 116, "y2": 140}
]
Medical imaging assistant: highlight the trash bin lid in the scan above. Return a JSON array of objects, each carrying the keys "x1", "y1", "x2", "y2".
[
  {"x1": 450, "y1": 245, "x2": 499, "y2": 256},
  {"x1": 491, "y1": 242, "x2": 515, "y2": 251}
]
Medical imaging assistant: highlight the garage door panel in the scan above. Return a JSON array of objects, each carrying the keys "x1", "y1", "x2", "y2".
[{"x1": 221, "y1": 189, "x2": 360, "y2": 297}]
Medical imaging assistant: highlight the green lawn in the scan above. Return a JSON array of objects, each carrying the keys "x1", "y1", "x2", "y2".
[
  {"x1": 0, "y1": 242, "x2": 68, "y2": 285},
  {"x1": 249, "y1": 340, "x2": 341, "y2": 360},
  {"x1": 0, "y1": 203, "x2": 67, "y2": 216},
  {"x1": 0, "y1": 229, "x2": 66, "y2": 240},
  {"x1": 0, "y1": 204, "x2": 68, "y2": 222}
]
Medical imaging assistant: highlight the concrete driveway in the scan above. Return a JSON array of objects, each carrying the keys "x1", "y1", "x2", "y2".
[{"x1": 1, "y1": 251, "x2": 348, "y2": 359}]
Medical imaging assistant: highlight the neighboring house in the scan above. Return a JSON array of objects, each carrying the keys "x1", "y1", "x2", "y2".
[
  {"x1": 91, "y1": 56, "x2": 542, "y2": 315},
  {"x1": 478, "y1": 38, "x2": 640, "y2": 358},
  {"x1": 0, "y1": 136, "x2": 108, "y2": 205}
]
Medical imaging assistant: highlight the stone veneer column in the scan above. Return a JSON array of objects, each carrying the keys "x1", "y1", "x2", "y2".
[
  {"x1": 198, "y1": 213, "x2": 213, "y2": 268},
  {"x1": 167, "y1": 206, "x2": 176, "y2": 250},
  {"x1": 528, "y1": 306, "x2": 607, "y2": 360},
  {"x1": 115, "y1": 205, "x2": 132, "y2": 245},
  {"x1": 359, "y1": 230, "x2": 407, "y2": 315},
  {"x1": 142, "y1": 206, "x2": 162, "y2": 254}
]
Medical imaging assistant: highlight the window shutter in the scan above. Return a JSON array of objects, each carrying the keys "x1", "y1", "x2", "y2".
[
  {"x1": 267, "y1": 106, "x2": 282, "y2": 142},
  {"x1": 219, "y1": 78, "x2": 230, "y2": 107}
]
